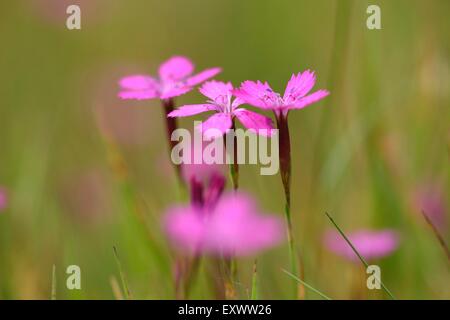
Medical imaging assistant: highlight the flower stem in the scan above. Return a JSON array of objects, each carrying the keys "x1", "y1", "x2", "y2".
[
  {"x1": 228, "y1": 119, "x2": 239, "y2": 191},
  {"x1": 276, "y1": 114, "x2": 302, "y2": 298},
  {"x1": 222, "y1": 120, "x2": 239, "y2": 298},
  {"x1": 162, "y1": 98, "x2": 184, "y2": 186}
]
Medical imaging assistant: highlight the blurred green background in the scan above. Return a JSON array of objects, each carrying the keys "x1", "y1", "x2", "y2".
[{"x1": 0, "y1": 0, "x2": 449, "y2": 299}]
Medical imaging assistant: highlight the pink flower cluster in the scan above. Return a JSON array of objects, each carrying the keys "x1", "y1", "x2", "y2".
[
  {"x1": 118, "y1": 56, "x2": 330, "y2": 138},
  {"x1": 118, "y1": 55, "x2": 397, "y2": 262},
  {"x1": 168, "y1": 81, "x2": 274, "y2": 139},
  {"x1": 118, "y1": 55, "x2": 332, "y2": 257}
]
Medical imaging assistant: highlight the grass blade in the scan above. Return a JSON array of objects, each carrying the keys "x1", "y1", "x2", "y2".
[
  {"x1": 422, "y1": 210, "x2": 450, "y2": 262},
  {"x1": 251, "y1": 260, "x2": 258, "y2": 300},
  {"x1": 51, "y1": 264, "x2": 56, "y2": 300},
  {"x1": 110, "y1": 276, "x2": 125, "y2": 300},
  {"x1": 325, "y1": 212, "x2": 396, "y2": 300},
  {"x1": 282, "y1": 269, "x2": 332, "y2": 300},
  {"x1": 113, "y1": 246, "x2": 132, "y2": 299}
]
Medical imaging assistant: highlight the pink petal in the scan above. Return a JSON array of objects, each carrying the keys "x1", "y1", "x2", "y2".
[
  {"x1": 234, "y1": 109, "x2": 274, "y2": 136},
  {"x1": 233, "y1": 81, "x2": 280, "y2": 110},
  {"x1": 187, "y1": 68, "x2": 222, "y2": 86},
  {"x1": 158, "y1": 56, "x2": 194, "y2": 81},
  {"x1": 290, "y1": 90, "x2": 329, "y2": 110},
  {"x1": 118, "y1": 75, "x2": 160, "y2": 100},
  {"x1": 283, "y1": 71, "x2": 316, "y2": 103},
  {"x1": 164, "y1": 206, "x2": 206, "y2": 254},
  {"x1": 231, "y1": 97, "x2": 245, "y2": 109},
  {"x1": 160, "y1": 86, "x2": 194, "y2": 100},
  {"x1": 118, "y1": 90, "x2": 159, "y2": 100},
  {"x1": 168, "y1": 104, "x2": 219, "y2": 118},
  {"x1": 119, "y1": 75, "x2": 158, "y2": 90},
  {"x1": 196, "y1": 113, "x2": 232, "y2": 139},
  {"x1": 199, "y1": 81, "x2": 233, "y2": 103},
  {"x1": 206, "y1": 193, "x2": 284, "y2": 256}
]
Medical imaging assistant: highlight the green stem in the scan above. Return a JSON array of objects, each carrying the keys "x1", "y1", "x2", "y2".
[
  {"x1": 224, "y1": 120, "x2": 238, "y2": 298},
  {"x1": 251, "y1": 260, "x2": 258, "y2": 300},
  {"x1": 162, "y1": 98, "x2": 184, "y2": 187},
  {"x1": 285, "y1": 202, "x2": 298, "y2": 283},
  {"x1": 227, "y1": 119, "x2": 239, "y2": 191},
  {"x1": 276, "y1": 114, "x2": 301, "y2": 298}
]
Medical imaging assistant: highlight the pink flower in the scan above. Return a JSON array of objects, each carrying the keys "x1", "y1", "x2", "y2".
[
  {"x1": 118, "y1": 56, "x2": 221, "y2": 100},
  {"x1": 168, "y1": 81, "x2": 274, "y2": 139},
  {"x1": 324, "y1": 229, "x2": 400, "y2": 262},
  {"x1": 233, "y1": 70, "x2": 329, "y2": 117},
  {"x1": 414, "y1": 183, "x2": 447, "y2": 233},
  {"x1": 232, "y1": 71, "x2": 329, "y2": 258},
  {"x1": 164, "y1": 192, "x2": 285, "y2": 256},
  {"x1": 0, "y1": 187, "x2": 7, "y2": 211}
]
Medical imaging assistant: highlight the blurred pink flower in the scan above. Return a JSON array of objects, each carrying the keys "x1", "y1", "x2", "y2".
[
  {"x1": 164, "y1": 192, "x2": 285, "y2": 256},
  {"x1": 233, "y1": 70, "x2": 329, "y2": 117},
  {"x1": 118, "y1": 56, "x2": 221, "y2": 101},
  {"x1": 324, "y1": 229, "x2": 400, "y2": 262},
  {"x1": 168, "y1": 81, "x2": 274, "y2": 138},
  {"x1": 414, "y1": 183, "x2": 447, "y2": 233},
  {"x1": 0, "y1": 187, "x2": 8, "y2": 211}
]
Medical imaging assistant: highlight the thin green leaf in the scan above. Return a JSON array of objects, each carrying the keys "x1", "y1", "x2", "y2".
[
  {"x1": 51, "y1": 264, "x2": 56, "y2": 300},
  {"x1": 325, "y1": 212, "x2": 397, "y2": 300},
  {"x1": 282, "y1": 269, "x2": 332, "y2": 300},
  {"x1": 113, "y1": 246, "x2": 132, "y2": 299},
  {"x1": 251, "y1": 260, "x2": 258, "y2": 300},
  {"x1": 422, "y1": 210, "x2": 450, "y2": 262}
]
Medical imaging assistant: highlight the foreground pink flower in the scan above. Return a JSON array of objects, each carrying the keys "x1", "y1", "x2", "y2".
[
  {"x1": 324, "y1": 229, "x2": 400, "y2": 262},
  {"x1": 234, "y1": 71, "x2": 329, "y2": 279},
  {"x1": 164, "y1": 192, "x2": 284, "y2": 256},
  {"x1": 0, "y1": 187, "x2": 7, "y2": 211},
  {"x1": 168, "y1": 81, "x2": 274, "y2": 139},
  {"x1": 118, "y1": 56, "x2": 221, "y2": 101}
]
